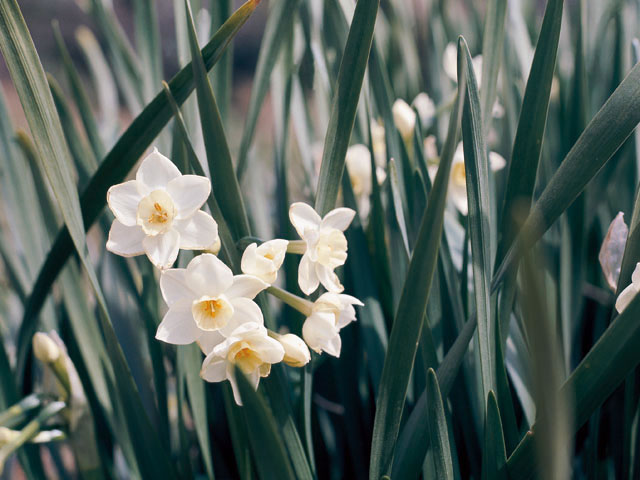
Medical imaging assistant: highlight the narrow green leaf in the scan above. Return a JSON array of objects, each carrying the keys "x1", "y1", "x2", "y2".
[
  {"x1": 482, "y1": 392, "x2": 507, "y2": 480},
  {"x1": 236, "y1": 0, "x2": 300, "y2": 180},
  {"x1": 314, "y1": 0, "x2": 379, "y2": 215},
  {"x1": 236, "y1": 369, "x2": 296, "y2": 480},
  {"x1": 494, "y1": 61, "x2": 640, "y2": 289},
  {"x1": 479, "y1": 0, "x2": 507, "y2": 130},
  {"x1": 369, "y1": 42, "x2": 466, "y2": 480},
  {"x1": 426, "y1": 369, "x2": 455, "y2": 480},
  {"x1": 185, "y1": 0, "x2": 250, "y2": 240}
]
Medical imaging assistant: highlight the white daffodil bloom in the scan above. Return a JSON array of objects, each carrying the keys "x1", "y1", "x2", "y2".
[
  {"x1": 302, "y1": 293, "x2": 363, "y2": 357},
  {"x1": 412, "y1": 92, "x2": 436, "y2": 126},
  {"x1": 392, "y1": 99, "x2": 416, "y2": 140},
  {"x1": 289, "y1": 203, "x2": 356, "y2": 295},
  {"x1": 271, "y1": 332, "x2": 311, "y2": 367},
  {"x1": 106, "y1": 148, "x2": 219, "y2": 269},
  {"x1": 200, "y1": 322, "x2": 285, "y2": 404},
  {"x1": 155, "y1": 253, "x2": 268, "y2": 353},
  {"x1": 615, "y1": 263, "x2": 640, "y2": 313},
  {"x1": 428, "y1": 143, "x2": 506, "y2": 216},
  {"x1": 241, "y1": 239, "x2": 288, "y2": 284},
  {"x1": 345, "y1": 144, "x2": 387, "y2": 218},
  {"x1": 371, "y1": 120, "x2": 387, "y2": 167}
]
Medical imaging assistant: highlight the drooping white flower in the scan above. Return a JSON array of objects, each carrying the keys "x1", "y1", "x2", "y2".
[
  {"x1": 200, "y1": 322, "x2": 285, "y2": 404},
  {"x1": 412, "y1": 92, "x2": 436, "y2": 126},
  {"x1": 439, "y1": 143, "x2": 506, "y2": 216},
  {"x1": 155, "y1": 253, "x2": 268, "y2": 352},
  {"x1": 302, "y1": 293, "x2": 363, "y2": 357},
  {"x1": 392, "y1": 99, "x2": 416, "y2": 140},
  {"x1": 271, "y1": 332, "x2": 311, "y2": 367},
  {"x1": 615, "y1": 263, "x2": 640, "y2": 313},
  {"x1": 289, "y1": 203, "x2": 355, "y2": 295},
  {"x1": 106, "y1": 148, "x2": 219, "y2": 269},
  {"x1": 345, "y1": 144, "x2": 387, "y2": 218},
  {"x1": 241, "y1": 239, "x2": 289, "y2": 284},
  {"x1": 599, "y1": 212, "x2": 628, "y2": 291}
]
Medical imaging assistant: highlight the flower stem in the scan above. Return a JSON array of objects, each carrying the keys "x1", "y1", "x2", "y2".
[
  {"x1": 266, "y1": 286, "x2": 313, "y2": 316},
  {"x1": 286, "y1": 240, "x2": 307, "y2": 255}
]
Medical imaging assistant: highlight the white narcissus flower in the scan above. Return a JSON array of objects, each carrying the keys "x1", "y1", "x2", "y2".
[
  {"x1": 155, "y1": 253, "x2": 268, "y2": 353},
  {"x1": 272, "y1": 332, "x2": 311, "y2": 367},
  {"x1": 615, "y1": 263, "x2": 640, "y2": 313},
  {"x1": 345, "y1": 144, "x2": 387, "y2": 218},
  {"x1": 106, "y1": 148, "x2": 219, "y2": 269},
  {"x1": 412, "y1": 92, "x2": 436, "y2": 126},
  {"x1": 289, "y1": 203, "x2": 356, "y2": 295},
  {"x1": 446, "y1": 143, "x2": 506, "y2": 216},
  {"x1": 302, "y1": 293, "x2": 363, "y2": 357},
  {"x1": 241, "y1": 239, "x2": 289, "y2": 284},
  {"x1": 392, "y1": 99, "x2": 416, "y2": 140},
  {"x1": 200, "y1": 322, "x2": 285, "y2": 405}
]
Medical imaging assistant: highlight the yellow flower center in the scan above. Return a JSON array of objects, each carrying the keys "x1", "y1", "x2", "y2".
[
  {"x1": 315, "y1": 229, "x2": 348, "y2": 268},
  {"x1": 137, "y1": 190, "x2": 176, "y2": 235},
  {"x1": 192, "y1": 296, "x2": 233, "y2": 331},
  {"x1": 228, "y1": 341, "x2": 263, "y2": 374}
]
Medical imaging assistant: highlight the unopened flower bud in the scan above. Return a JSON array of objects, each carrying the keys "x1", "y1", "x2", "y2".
[
  {"x1": 33, "y1": 332, "x2": 60, "y2": 364},
  {"x1": 392, "y1": 99, "x2": 416, "y2": 140},
  {"x1": 273, "y1": 333, "x2": 310, "y2": 367}
]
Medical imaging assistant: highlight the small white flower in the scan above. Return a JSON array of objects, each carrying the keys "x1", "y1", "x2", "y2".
[
  {"x1": 241, "y1": 239, "x2": 288, "y2": 284},
  {"x1": 289, "y1": 203, "x2": 355, "y2": 295},
  {"x1": 156, "y1": 253, "x2": 268, "y2": 352},
  {"x1": 345, "y1": 144, "x2": 387, "y2": 218},
  {"x1": 272, "y1": 332, "x2": 311, "y2": 367},
  {"x1": 200, "y1": 322, "x2": 285, "y2": 405},
  {"x1": 32, "y1": 332, "x2": 61, "y2": 364},
  {"x1": 106, "y1": 148, "x2": 219, "y2": 269},
  {"x1": 447, "y1": 143, "x2": 506, "y2": 216},
  {"x1": 412, "y1": 92, "x2": 436, "y2": 126},
  {"x1": 615, "y1": 263, "x2": 640, "y2": 313},
  {"x1": 443, "y1": 42, "x2": 483, "y2": 86},
  {"x1": 392, "y1": 99, "x2": 416, "y2": 140},
  {"x1": 371, "y1": 120, "x2": 387, "y2": 168},
  {"x1": 302, "y1": 293, "x2": 363, "y2": 357}
]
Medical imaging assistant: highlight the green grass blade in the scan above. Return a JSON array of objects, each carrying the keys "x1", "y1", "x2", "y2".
[
  {"x1": 426, "y1": 369, "x2": 455, "y2": 480},
  {"x1": 479, "y1": 0, "x2": 507, "y2": 131},
  {"x1": 460, "y1": 36, "x2": 494, "y2": 400},
  {"x1": 494, "y1": 60, "x2": 640, "y2": 289},
  {"x1": 236, "y1": 0, "x2": 300, "y2": 180},
  {"x1": 482, "y1": 392, "x2": 507, "y2": 480},
  {"x1": 16, "y1": 0, "x2": 258, "y2": 342},
  {"x1": 185, "y1": 0, "x2": 250, "y2": 240},
  {"x1": 369, "y1": 40, "x2": 466, "y2": 479},
  {"x1": 495, "y1": 0, "x2": 564, "y2": 263},
  {"x1": 314, "y1": 0, "x2": 379, "y2": 215},
  {"x1": 236, "y1": 369, "x2": 296, "y2": 480}
]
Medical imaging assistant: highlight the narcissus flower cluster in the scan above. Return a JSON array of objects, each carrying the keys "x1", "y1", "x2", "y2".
[{"x1": 106, "y1": 149, "x2": 363, "y2": 404}]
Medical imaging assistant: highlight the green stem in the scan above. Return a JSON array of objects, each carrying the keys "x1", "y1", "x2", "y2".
[
  {"x1": 267, "y1": 286, "x2": 313, "y2": 316},
  {"x1": 286, "y1": 240, "x2": 307, "y2": 255}
]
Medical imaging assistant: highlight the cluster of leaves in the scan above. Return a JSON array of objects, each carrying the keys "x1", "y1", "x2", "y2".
[{"x1": 0, "y1": 0, "x2": 640, "y2": 479}]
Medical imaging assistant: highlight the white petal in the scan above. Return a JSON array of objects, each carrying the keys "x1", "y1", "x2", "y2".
[
  {"x1": 449, "y1": 184, "x2": 469, "y2": 216},
  {"x1": 160, "y1": 268, "x2": 194, "y2": 306},
  {"x1": 289, "y1": 202, "x2": 321, "y2": 238},
  {"x1": 185, "y1": 253, "x2": 233, "y2": 297},
  {"x1": 174, "y1": 211, "x2": 219, "y2": 250},
  {"x1": 316, "y1": 264, "x2": 344, "y2": 293},
  {"x1": 136, "y1": 148, "x2": 181, "y2": 193},
  {"x1": 106, "y1": 220, "x2": 146, "y2": 257},
  {"x1": 489, "y1": 152, "x2": 507, "y2": 171},
  {"x1": 142, "y1": 229, "x2": 180, "y2": 269},
  {"x1": 166, "y1": 175, "x2": 211, "y2": 219},
  {"x1": 302, "y1": 312, "x2": 339, "y2": 354},
  {"x1": 298, "y1": 254, "x2": 320, "y2": 295},
  {"x1": 200, "y1": 356, "x2": 227, "y2": 382},
  {"x1": 321, "y1": 208, "x2": 356, "y2": 231},
  {"x1": 156, "y1": 299, "x2": 201, "y2": 345},
  {"x1": 616, "y1": 284, "x2": 639, "y2": 313},
  {"x1": 107, "y1": 180, "x2": 143, "y2": 226},
  {"x1": 219, "y1": 298, "x2": 264, "y2": 337},
  {"x1": 442, "y1": 43, "x2": 458, "y2": 82},
  {"x1": 197, "y1": 330, "x2": 225, "y2": 354},
  {"x1": 323, "y1": 334, "x2": 342, "y2": 357},
  {"x1": 252, "y1": 336, "x2": 285, "y2": 364},
  {"x1": 226, "y1": 275, "x2": 268, "y2": 299},
  {"x1": 632, "y1": 262, "x2": 640, "y2": 286}
]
